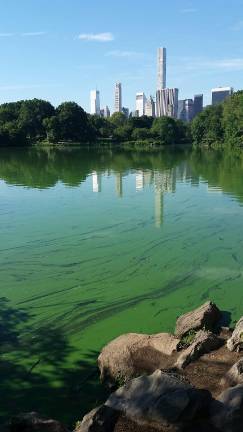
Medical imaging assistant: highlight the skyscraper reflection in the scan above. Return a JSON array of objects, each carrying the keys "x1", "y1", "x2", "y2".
[
  {"x1": 115, "y1": 172, "x2": 123, "y2": 197},
  {"x1": 92, "y1": 171, "x2": 101, "y2": 193}
]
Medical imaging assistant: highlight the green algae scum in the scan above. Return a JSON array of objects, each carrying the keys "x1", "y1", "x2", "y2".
[{"x1": 0, "y1": 146, "x2": 243, "y2": 426}]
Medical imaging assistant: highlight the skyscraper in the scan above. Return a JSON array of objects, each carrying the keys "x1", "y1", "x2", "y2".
[
  {"x1": 212, "y1": 87, "x2": 233, "y2": 105},
  {"x1": 193, "y1": 94, "x2": 203, "y2": 117},
  {"x1": 114, "y1": 82, "x2": 122, "y2": 112},
  {"x1": 145, "y1": 96, "x2": 156, "y2": 117},
  {"x1": 90, "y1": 90, "x2": 100, "y2": 115},
  {"x1": 157, "y1": 47, "x2": 166, "y2": 90},
  {"x1": 136, "y1": 92, "x2": 146, "y2": 117},
  {"x1": 156, "y1": 88, "x2": 179, "y2": 118}
]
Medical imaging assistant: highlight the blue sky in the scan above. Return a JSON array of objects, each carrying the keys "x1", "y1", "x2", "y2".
[{"x1": 1, "y1": 0, "x2": 243, "y2": 112}]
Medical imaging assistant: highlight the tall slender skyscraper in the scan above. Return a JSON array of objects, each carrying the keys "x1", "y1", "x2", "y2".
[
  {"x1": 157, "y1": 47, "x2": 166, "y2": 90},
  {"x1": 114, "y1": 82, "x2": 122, "y2": 112},
  {"x1": 90, "y1": 90, "x2": 100, "y2": 115}
]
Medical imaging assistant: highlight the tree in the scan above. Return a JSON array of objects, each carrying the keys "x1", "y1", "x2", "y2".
[
  {"x1": 222, "y1": 91, "x2": 243, "y2": 147},
  {"x1": 43, "y1": 116, "x2": 60, "y2": 143},
  {"x1": 109, "y1": 112, "x2": 127, "y2": 128},
  {"x1": 128, "y1": 116, "x2": 154, "y2": 130},
  {"x1": 56, "y1": 102, "x2": 94, "y2": 143},
  {"x1": 131, "y1": 128, "x2": 151, "y2": 141},
  {"x1": 151, "y1": 117, "x2": 180, "y2": 145},
  {"x1": 191, "y1": 105, "x2": 224, "y2": 146},
  {"x1": 113, "y1": 125, "x2": 132, "y2": 141},
  {"x1": 18, "y1": 99, "x2": 55, "y2": 139}
]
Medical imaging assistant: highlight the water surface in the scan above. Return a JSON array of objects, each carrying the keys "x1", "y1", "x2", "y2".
[{"x1": 0, "y1": 146, "x2": 243, "y2": 425}]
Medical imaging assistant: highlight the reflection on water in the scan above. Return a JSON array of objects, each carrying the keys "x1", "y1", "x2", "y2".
[{"x1": 1, "y1": 145, "x2": 243, "y2": 424}]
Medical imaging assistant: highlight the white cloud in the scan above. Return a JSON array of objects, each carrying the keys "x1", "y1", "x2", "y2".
[
  {"x1": 105, "y1": 50, "x2": 144, "y2": 58},
  {"x1": 78, "y1": 32, "x2": 114, "y2": 42},
  {"x1": 0, "y1": 33, "x2": 15, "y2": 37},
  {"x1": 21, "y1": 32, "x2": 46, "y2": 37},
  {"x1": 174, "y1": 56, "x2": 243, "y2": 73},
  {"x1": 180, "y1": 8, "x2": 197, "y2": 13}
]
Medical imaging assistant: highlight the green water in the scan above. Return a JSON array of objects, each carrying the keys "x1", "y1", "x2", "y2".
[{"x1": 1, "y1": 146, "x2": 243, "y2": 425}]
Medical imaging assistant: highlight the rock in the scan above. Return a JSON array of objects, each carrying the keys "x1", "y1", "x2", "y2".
[
  {"x1": 8, "y1": 412, "x2": 69, "y2": 432},
  {"x1": 105, "y1": 370, "x2": 211, "y2": 430},
  {"x1": 98, "y1": 333, "x2": 180, "y2": 385},
  {"x1": 175, "y1": 301, "x2": 221, "y2": 337},
  {"x1": 227, "y1": 317, "x2": 243, "y2": 352},
  {"x1": 221, "y1": 358, "x2": 243, "y2": 387},
  {"x1": 75, "y1": 405, "x2": 119, "y2": 432},
  {"x1": 210, "y1": 384, "x2": 243, "y2": 432},
  {"x1": 175, "y1": 331, "x2": 224, "y2": 369}
]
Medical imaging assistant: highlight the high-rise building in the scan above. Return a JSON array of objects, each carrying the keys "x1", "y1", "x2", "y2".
[
  {"x1": 103, "y1": 106, "x2": 110, "y2": 118},
  {"x1": 136, "y1": 92, "x2": 146, "y2": 117},
  {"x1": 178, "y1": 100, "x2": 187, "y2": 121},
  {"x1": 115, "y1": 82, "x2": 122, "y2": 112},
  {"x1": 193, "y1": 94, "x2": 203, "y2": 117},
  {"x1": 212, "y1": 87, "x2": 233, "y2": 105},
  {"x1": 145, "y1": 96, "x2": 156, "y2": 117},
  {"x1": 157, "y1": 47, "x2": 166, "y2": 90},
  {"x1": 156, "y1": 88, "x2": 179, "y2": 118},
  {"x1": 90, "y1": 90, "x2": 100, "y2": 115},
  {"x1": 185, "y1": 99, "x2": 194, "y2": 122}
]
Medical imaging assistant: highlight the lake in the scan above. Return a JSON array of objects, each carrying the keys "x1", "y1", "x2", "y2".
[{"x1": 0, "y1": 145, "x2": 243, "y2": 426}]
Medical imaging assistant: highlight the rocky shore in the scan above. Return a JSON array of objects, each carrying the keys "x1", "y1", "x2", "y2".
[{"x1": 6, "y1": 302, "x2": 243, "y2": 432}]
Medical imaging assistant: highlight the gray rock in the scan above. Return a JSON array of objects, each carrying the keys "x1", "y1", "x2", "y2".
[
  {"x1": 175, "y1": 301, "x2": 221, "y2": 337},
  {"x1": 227, "y1": 317, "x2": 243, "y2": 352},
  {"x1": 75, "y1": 406, "x2": 118, "y2": 432},
  {"x1": 98, "y1": 333, "x2": 180, "y2": 385},
  {"x1": 105, "y1": 370, "x2": 211, "y2": 430},
  {"x1": 221, "y1": 358, "x2": 243, "y2": 387},
  {"x1": 8, "y1": 412, "x2": 69, "y2": 432},
  {"x1": 210, "y1": 384, "x2": 243, "y2": 432},
  {"x1": 175, "y1": 330, "x2": 224, "y2": 369}
]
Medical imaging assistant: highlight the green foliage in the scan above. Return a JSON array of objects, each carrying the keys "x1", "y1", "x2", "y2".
[
  {"x1": 151, "y1": 117, "x2": 188, "y2": 145},
  {"x1": 191, "y1": 105, "x2": 224, "y2": 147},
  {"x1": 0, "y1": 99, "x2": 189, "y2": 146},
  {"x1": 180, "y1": 330, "x2": 197, "y2": 348},
  {"x1": 56, "y1": 102, "x2": 94, "y2": 143},
  {"x1": 191, "y1": 92, "x2": 243, "y2": 148},
  {"x1": 109, "y1": 112, "x2": 127, "y2": 128}
]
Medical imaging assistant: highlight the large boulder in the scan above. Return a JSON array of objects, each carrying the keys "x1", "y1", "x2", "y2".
[
  {"x1": 75, "y1": 405, "x2": 119, "y2": 432},
  {"x1": 105, "y1": 370, "x2": 211, "y2": 430},
  {"x1": 8, "y1": 412, "x2": 69, "y2": 432},
  {"x1": 227, "y1": 317, "x2": 243, "y2": 352},
  {"x1": 175, "y1": 330, "x2": 224, "y2": 369},
  {"x1": 221, "y1": 358, "x2": 243, "y2": 387},
  {"x1": 210, "y1": 384, "x2": 243, "y2": 432},
  {"x1": 175, "y1": 301, "x2": 221, "y2": 337},
  {"x1": 98, "y1": 333, "x2": 180, "y2": 385}
]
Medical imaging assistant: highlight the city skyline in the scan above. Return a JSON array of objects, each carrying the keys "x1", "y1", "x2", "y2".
[{"x1": 1, "y1": 0, "x2": 243, "y2": 111}]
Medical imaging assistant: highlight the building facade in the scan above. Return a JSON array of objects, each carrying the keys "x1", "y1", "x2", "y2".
[
  {"x1": 136, "y1": 92, "x2": 146, "y2": 117},
  {"x1": 157, "y1": 47, "x2": 166, "y2": 90},
  {"x1": 212, "y1": 87, "x2": 233, "y2": 105},
  {"x1": 114, "y1": 82, "x2": 122, "y2": 112},
  {"x1": 90, "y1": 90, "x2": 100, "y2": 115},
  {"x1": 193, "y1": 94, "x2": 203, "y2": 116},
  {"x1": 156, "y1": 88, "x2": 179, "y2": 118},
  {"x1": 145, "y1": 96, "x2": 156, "y2": 117}
]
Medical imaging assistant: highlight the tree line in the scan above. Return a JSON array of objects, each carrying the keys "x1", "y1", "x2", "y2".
[
  {"x1": 0, "y1": 99, "x2": 190, "y2": 146},
  {"x1": 191, "y1": 90, "x2": 243, "y2": 147}
]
